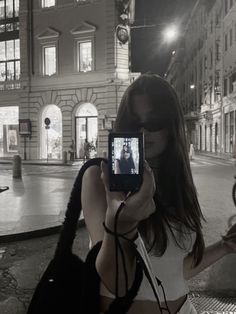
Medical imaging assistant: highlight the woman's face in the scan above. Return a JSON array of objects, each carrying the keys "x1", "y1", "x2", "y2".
[
  {"x1": 132, "y1": 94, "x2": 170, "y2": 160},
  {"x1": 124, "y1": 151, "x2": 130, "y2": 159}
]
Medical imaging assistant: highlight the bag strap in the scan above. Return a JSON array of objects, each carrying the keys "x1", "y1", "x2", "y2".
[{"x1": 54, "y1": 157, "x2": 107, "y2": 258}]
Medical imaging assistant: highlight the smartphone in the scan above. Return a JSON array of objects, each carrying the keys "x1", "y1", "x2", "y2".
[{"x1": 108, "y1": 132, "x2": 144, "y2": 193}]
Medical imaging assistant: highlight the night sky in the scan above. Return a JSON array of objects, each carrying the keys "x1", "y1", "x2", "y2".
[{"x1": 131, "y1": 0, "x2": 196, "y2": 76}]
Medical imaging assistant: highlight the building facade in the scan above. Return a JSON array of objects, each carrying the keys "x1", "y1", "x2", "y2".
[
  {"x1": 166, "y1": 0, "x2": 236, "y2": 157},
  {"x1": 0, "y1": 0, "x2": 136, "y2": 161}
]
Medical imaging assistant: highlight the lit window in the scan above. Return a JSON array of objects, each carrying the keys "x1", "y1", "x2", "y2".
[
  {"x1": 77, "y1": 40, "x2": 93, "y2": 72},
  {"x1": 0, "y1": 39, "x2": 20, "y2": 82},
  {"x1": 14, "y1": 0, "x2": 18, "y2": 16},
  {"x1": 6, "y1": 0, "x2": 13, "y2": 18},
  {"x1": 43, "y1": 45, "x2": 56, "y2": 76},
  {"x1": 0, "y1": 0, "x2": 18, "y2": 19},
  {"x1": 0, "y1": 0, "x2": 4, "y2": 19},
  {"x1": 42, "y1": 0, "x2": 55, "y2": 8}
]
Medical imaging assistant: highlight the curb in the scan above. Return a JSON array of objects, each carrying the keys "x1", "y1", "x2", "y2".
[{"x1": 0, "y1": 220, "x2": 85, "y2": 243}]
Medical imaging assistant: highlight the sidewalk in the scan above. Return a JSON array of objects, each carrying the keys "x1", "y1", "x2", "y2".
[
  {"x1": 0, "y1": 162, "x2": 83, "y2": 242},
  {"x1": 0, "y1": 153, "x2": 234, "y2": 242}
]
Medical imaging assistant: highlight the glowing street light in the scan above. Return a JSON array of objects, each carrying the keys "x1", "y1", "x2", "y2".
[
  {"x1": 190, "y1": 84, "x2": 195, "y2": 89},
  {"x1": 163, "y1": 25, "x2": 179, "y2": 43}
]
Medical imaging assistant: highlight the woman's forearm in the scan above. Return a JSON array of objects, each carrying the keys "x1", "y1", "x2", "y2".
[
  {"x1": 183, "y1": 240, "x2": 228, "y2": 280},
  {"x1": 96, "y1": 228, "x2": 137, "y2": 297}
]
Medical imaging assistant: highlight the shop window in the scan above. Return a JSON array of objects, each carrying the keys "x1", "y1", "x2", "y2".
[
  {"x1": 0, "y1": 106, "x2": 19, "y2": 158},
  {"x1": 42, "y1": 0, "x2": 55, "y2": 8},
  {"x1": 77, "y1": 40, "x2": 93, "y2": 72},
  {"x1": 43, "y1": 45, "x2": 56, "y2": 76}
]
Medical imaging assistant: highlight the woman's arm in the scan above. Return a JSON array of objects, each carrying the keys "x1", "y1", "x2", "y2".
[
  {"x1": 82, "y1": 164, "x2": 138, "y2": 296},
  {"x1": 183, "y1": 240, "x2": 228, "y2": 280},
  {"x1": 82, "y1": 162, "x2": 156, "y2": 297},
  {"x1": 184, "y1": 225, "x2": 236, "y2": 280}
]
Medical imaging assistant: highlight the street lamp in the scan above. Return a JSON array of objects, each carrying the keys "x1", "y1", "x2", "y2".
[{"x1": 162, "y1": 24, "x2": 179, "y2": 43}]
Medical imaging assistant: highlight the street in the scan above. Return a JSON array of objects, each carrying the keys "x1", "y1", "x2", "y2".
[{"x1": 0, "y1": 155, "x2": 236, "y2": 313}]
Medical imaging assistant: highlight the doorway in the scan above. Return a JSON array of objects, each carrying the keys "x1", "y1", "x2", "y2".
[
  {"x1": 75, "y1": 103, "x2": 98, "y2": 159},
  {"x1": 41, "y1": 105, "x2": 62, "y2": 159}
]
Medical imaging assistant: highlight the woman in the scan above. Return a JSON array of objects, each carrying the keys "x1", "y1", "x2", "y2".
[
  {"x1": 82, "y1": 73, "x2": 236, "y2": 314},
  {"x1": 115, "y1": 144, "x2": 136, "y2": 174}
]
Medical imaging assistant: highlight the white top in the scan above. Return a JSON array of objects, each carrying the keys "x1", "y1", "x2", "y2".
[{"x1": 100, "y1": 225, "x2": 196, "y2": 302}]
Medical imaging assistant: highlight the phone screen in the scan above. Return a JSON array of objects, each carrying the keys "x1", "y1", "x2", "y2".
[{"x1": 108, "y1": 132, "x2": 144, "y2": 192}]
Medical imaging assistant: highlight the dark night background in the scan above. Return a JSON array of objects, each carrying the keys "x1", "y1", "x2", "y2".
[{"x1": 131, "y1": 0, "x2": 197, "y2": 76}]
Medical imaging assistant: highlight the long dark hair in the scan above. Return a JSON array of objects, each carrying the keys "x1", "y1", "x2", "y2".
[{"x1": 114, "y1": 73, "x2": 205, "y2": 266}]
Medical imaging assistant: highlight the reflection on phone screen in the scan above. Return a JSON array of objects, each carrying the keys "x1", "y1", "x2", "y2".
[{"x1": 111, "y1": 137, "x2": 140, "y2": 175}]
